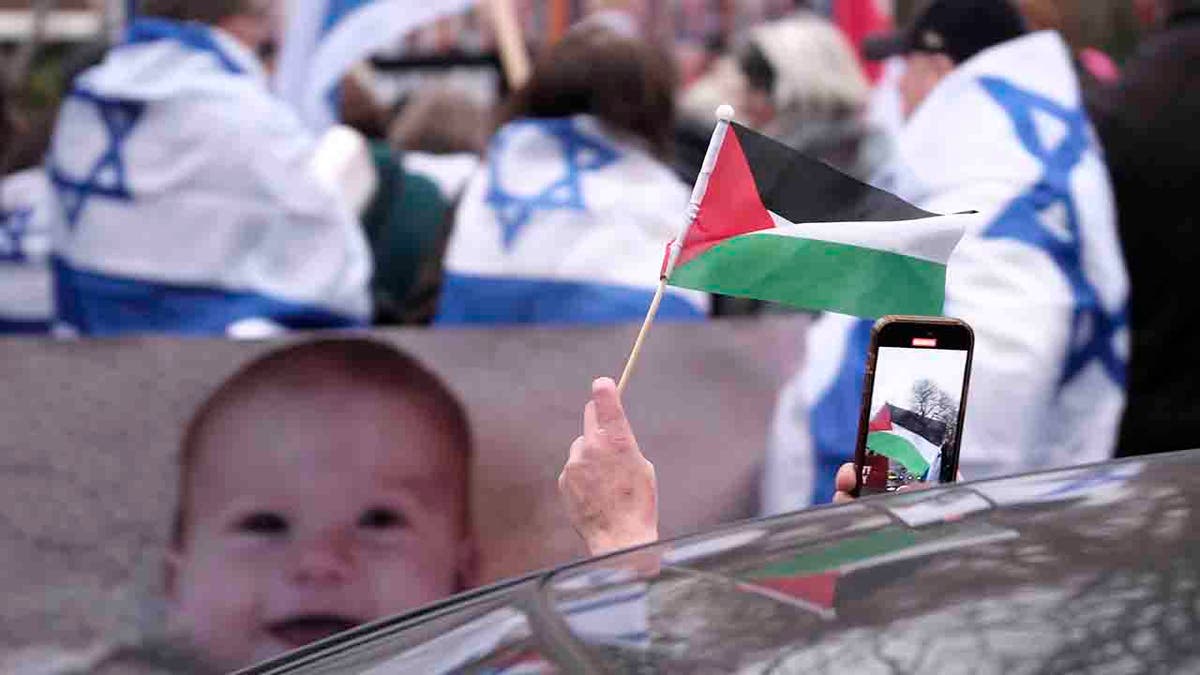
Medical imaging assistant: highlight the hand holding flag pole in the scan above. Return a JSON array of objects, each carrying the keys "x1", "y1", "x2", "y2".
[{"x1": 617, "y1": 105, "x2": 736, "y2": 396}]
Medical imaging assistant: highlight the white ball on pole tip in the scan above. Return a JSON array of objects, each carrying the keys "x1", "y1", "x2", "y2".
[{"x1": 716, "y1": 104, "x2": 735, "y2": 122}]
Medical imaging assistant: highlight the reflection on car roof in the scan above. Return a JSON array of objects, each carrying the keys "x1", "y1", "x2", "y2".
[{"x1": 243, "y1": 450, "x2": 1200, "y2": 674}]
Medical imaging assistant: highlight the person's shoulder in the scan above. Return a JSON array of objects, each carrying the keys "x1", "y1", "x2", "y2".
[{"x1": 199, "y1": 84, "x2": 309, "y2": 138}]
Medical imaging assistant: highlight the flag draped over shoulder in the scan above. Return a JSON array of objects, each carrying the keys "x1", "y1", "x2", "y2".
[
  {"x1": 47, "y1": 19, "x2": 372, "y2": 337},
  {"x1": 275, "y1": 0, "x2": 476, "y2": 130},
  {"x1": 762, "y1": 32, "x2": 1128, "y2": 514},
  {"x1": 665, "y1": 122, "x2": 969, "y2": 319},
  {"x1": 437, "y1": 115, "x2": 708, "y2": 325}
]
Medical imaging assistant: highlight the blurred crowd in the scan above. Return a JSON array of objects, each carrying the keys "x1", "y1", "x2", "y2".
[
  {"x1": 2, "y1": 0, "x2": 1199, "y2": 671},
  {"x1": 1, "y1": 0, "x2": 1198, "y2": 523}
]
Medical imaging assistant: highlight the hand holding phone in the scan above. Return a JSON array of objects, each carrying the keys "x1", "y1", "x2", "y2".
[{"x1": 853, "y1": 316, "x2": 974, "y2": 497}]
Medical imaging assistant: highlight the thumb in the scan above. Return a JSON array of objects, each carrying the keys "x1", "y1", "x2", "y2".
[{"x1": 590, "y1": 377, "x2": 632, "y2": 439}]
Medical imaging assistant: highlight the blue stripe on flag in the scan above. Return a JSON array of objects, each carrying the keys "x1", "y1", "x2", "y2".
[
  {"x1": 0, "y1": 318, "x2": 51, "y2": 335},
  {"x1": 322, "y1": 0, "x2": 370, "y2": 32},
  {"x1": 53, "y1": 258, "x2": 365, "y2": 336},
  {"x1": 436, "y1": 274, "x2": 706, "y2": 326},
  {"x1": 810, "y1": 319, "x2": 874, "y2": 503},
  {"x1": 123, "y1": 19, "x2": 245, "y2": 75}
]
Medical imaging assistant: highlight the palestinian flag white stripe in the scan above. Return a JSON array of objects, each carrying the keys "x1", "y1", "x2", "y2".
[{"x1": 764, "y1": 212, "x2": 966, "y2": 266}]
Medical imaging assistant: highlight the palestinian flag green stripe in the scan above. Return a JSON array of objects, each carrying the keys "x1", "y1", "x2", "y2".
[
  {"x1": 867, "y1": 431, "x2": 932, "y2": 477},
  {"x1": 744, "y1": 527, "x2": 922, "y2": 579},
  {"x1": 670, "y1": 232, "x2": 947, "y2": 318}
]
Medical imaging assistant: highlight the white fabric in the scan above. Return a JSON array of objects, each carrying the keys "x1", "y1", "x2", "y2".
[
  {"x1": 275, "y1": 0, "x2": 476, "y2": 131},
  {"x1": 0, "y1": 169, "x2": 54, "y2": 327},
  {"x1": 48, "y1": 26, "x2": 372, "y2": 331},
  {"x1": 441, "y1": 115, "x2": 708, "y2": 317},
  {"x1": 763, "y1": 210, "x2": 972, "y2": 265},
  {"x1": 403, "y1": 151, "x2": 480, "y2": 201},
  {"x1": 763, "y1": 32, "x2": 1129, "y2": 513}
]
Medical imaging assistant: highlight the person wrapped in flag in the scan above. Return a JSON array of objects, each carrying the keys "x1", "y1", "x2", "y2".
[
  {"x1": 763, "y1": 0, "x2": 1129, "y2": 513},
  {"x1": 47, "y1": 1, "x2": 373, "y2": 336},
  {"x1": 436, "y1": 21, "x2": 708, "y2": 326}
]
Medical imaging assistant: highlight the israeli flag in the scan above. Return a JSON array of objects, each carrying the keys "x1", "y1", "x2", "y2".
[
  {"x1": 0, "y1": 169, "x2": 54, "y2": 333},
  {"x1": 763, "y1": 32, "x2": 1129, "y2": 512},
  {"x1": 437, "y1": 115, "x2": 708, "y2": 325},
  {"x1": 47, "y1": 18, "x2": 372, "y2": 337},
  {"x1": 275, "y1": 0, "x2": 477, "y2": 131}
]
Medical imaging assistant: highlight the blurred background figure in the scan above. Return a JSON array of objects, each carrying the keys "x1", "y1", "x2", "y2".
[
  {"x1": 0, "y1": 82, "x2": 55, "y2": 334},
  {"x1": 765, "y1": 0, "x2": 1128, "y2": 511},
  {"x1": 733, "y1": 12, "x2": 881, "y2": 180},
  {"x1": 45, "y1": 0, "x2": 372, "y2": 337},
  {"x1": 338, "y1": 71, "x2": 457, "y2": 327},
  {"x1": 391, "y1": 84, "x2": 488, "y2": 202},
  {"x1": 436, "y1": 20, "x2": 708, "y2": 326},
  {"x1": 1097, "y1": 0, "x2": 1200, "y2": 457}
]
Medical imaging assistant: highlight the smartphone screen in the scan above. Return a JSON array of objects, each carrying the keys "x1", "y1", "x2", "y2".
[{"x1": 857, "y1": 318, "x2": 973, "y2": 495}]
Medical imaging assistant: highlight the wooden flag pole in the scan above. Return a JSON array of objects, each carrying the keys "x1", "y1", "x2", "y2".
[
  {"x1": 616, "y1": 105, "x2": 736, "y2": 397},
  {"x1": 490, "y1": 0, "x2": 532, "y2": 90},
  {"x1": 617, "y1": 278, "x2": 668, "y2": 396}
]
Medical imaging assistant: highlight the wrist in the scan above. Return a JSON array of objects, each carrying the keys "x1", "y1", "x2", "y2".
[{"x1": 585, "y1": 526, "x2": 659, "y2": 557}]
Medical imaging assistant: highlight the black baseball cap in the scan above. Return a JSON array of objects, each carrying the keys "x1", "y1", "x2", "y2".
[{"x1": 863, "y1": 0, "x2": 1028, "y2": 64}]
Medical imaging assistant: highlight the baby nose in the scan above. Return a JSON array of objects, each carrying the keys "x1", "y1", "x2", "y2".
[{"x1": 289, "y1": 531, "x2": 356, "y2": 586}]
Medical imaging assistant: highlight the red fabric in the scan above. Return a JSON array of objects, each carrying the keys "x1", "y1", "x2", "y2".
[
  {"x1": 865, "y1": 452, "x2": 890, "y2": 489},
  {"x1": 748, "y1": 571, "x2": 839, "y2": 610},
  {"x1": 833, "y1": 0, "x2": 892, "y2": 84},
  {"x1": 868, "y1": 404, "x2": 893, "y2": 432},
  {"x1": 677, "y1": 129, "x2": 774, "y2": 268},
  {"x1": 1079, "y1": 47, "x2": 1120, "y2": 84}
]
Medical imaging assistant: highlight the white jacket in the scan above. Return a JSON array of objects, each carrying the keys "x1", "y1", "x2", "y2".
[{"x1": 763, "y1": 32, "x2": 1129, "y2": 512}]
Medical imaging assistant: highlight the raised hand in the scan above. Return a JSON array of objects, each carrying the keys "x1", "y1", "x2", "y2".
[{"x1": 558, "y1": 378, "x2": 659, "y2": 556}]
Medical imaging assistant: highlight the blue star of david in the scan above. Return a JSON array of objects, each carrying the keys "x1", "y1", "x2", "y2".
[
  {"x1": 486, "y1": 118, "x2": 620, "y2": 249},
  {"x1": 0, "y1": 207, "x2": 34, "y2": 263},
  {"x1": 979, "y1": 77, "x2": 1127, "y2": 388},
  {"x1": 48, "y1": 88, "x2": 145, "y2": 230}
]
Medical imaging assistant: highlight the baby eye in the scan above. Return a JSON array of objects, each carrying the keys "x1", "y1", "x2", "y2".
[
  {"x1": 236, "y1": 511, "x2": 289, "y2": 536},
  {"x1": 358, "y1": 507, "x2": 407, "y2": 531}
]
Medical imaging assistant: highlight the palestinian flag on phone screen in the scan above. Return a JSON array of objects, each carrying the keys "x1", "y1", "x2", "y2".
[
  {"x1": 665, "y1": 123, "x2": 971, "y2": 318},
  {"x1": 866, "y1": 404, "x2": 945, "y2": 478}
]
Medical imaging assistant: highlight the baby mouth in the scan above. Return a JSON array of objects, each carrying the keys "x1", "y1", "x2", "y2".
[{"x1": 267, "y1": 615, "x2": 362, "y2": 649}]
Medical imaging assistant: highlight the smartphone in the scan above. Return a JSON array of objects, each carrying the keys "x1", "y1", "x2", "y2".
[{"x1": 853, "y1": 316, "x2": 974, "y2": 497}]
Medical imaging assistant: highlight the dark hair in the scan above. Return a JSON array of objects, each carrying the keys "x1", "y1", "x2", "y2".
[
  {"x1": 339, "y1": 73, "x2": 391, "y2": 141},
  {"x1": 1165, "y1": 0, "x2": 1200, "y2": 18},
  {"x1": 737, "y1": 42, "x2": 776, "y2": 97},
  {"x1": 138, "y1": 0, "x2": 258, "y2": 24},
  {"x1": 390, "y1": 86, "x2": 488, "y2": 156},
  {"x1": 500, "y1": 23, "x2": 678, "y2": 159},
  {"x1": 173, "y1": 338, "x2": 473, "y2": 548},
  {"x1": 0, "y1": 89, "x2": 13, "y2": 174}
]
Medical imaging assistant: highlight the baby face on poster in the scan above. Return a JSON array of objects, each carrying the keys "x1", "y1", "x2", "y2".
[{"x1": 164, "y1": 340, "x2": 476, "y2": 670}]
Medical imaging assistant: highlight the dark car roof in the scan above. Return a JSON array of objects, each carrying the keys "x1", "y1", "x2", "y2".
[{"x1": 242, "y1": 450, "x2": 1200, "y2": 674}]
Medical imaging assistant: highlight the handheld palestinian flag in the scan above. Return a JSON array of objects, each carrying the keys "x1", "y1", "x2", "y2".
[
  {"x1": 663, "y1": 119, "x2": 969, "y2": 318},
  {"x1": 866, "y1": 404, "x2": 945, "y2": 479}
]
